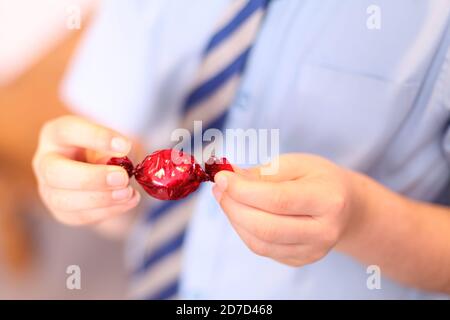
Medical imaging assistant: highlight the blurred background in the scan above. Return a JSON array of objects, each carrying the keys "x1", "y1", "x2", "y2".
[{"x1": 0, "y1": 0, "x2": 127, "y2": 299}]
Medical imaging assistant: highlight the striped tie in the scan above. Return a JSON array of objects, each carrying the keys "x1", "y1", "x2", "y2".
[{"x1": 129, "y1": 0, "x2": 270, "y2": 300}]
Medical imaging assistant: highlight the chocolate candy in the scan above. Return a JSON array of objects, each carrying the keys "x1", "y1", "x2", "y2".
[{"x1": 107, "y1": 149, "x2": 234, "y2": 200}]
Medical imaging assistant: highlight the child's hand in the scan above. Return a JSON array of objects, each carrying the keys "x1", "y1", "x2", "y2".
[
  {"x1": 212, "y1": 154, "x2": 361, "y2": 267},
  {"x1": 32, "y1": 115, "x2": 140, "y2": 226}
]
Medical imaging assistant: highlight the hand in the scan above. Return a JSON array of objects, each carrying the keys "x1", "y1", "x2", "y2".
[
  {"x1": 212, "y1": 154, "x2": 361, "y2": 267},
  {"x1": 32, "y1": 115, "x2": 140, "y2": 226}
]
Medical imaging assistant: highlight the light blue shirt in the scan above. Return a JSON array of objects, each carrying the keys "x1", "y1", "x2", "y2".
[{"x1": 63, "y1": 0, "x2": 450, "y2": 299}]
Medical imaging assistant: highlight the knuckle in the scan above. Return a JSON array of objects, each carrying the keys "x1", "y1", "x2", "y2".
[
  {"x1": 328, "y1": 190, "x2": 347, "y2": 214},
  {"x1": 77, "y1": 171, "x2": 97, "y2": 190},
  {"x1": 283, "y1": 247, "x2": 327, "y2": 267},
  {"x1": 48, "y1": 191, "x2": 71, "y2": 211},
  {"x1": 56, "y1": 115, "x2": 78, "y2": 131},
  {"x1": 31, "y1": 154, "x2": 40, "y2": 176},
  {"x1": 248, "y1": 239, "x2": 270, "y2": 257},
  {"x1": 42, "y1": 157, "x2": 67, "y2": 188},
  {"x1": 79, "y1": 207, "x2": 120, "y2": 225},
  {"x1": 75, "y1": 212, "x2": 95, "y2": 225},
  {"x1": 323, "y1": 226, "x2": 340, "y2": 247},
  {"x1": 38, "y1": 120, "x2": 56, "y2": 147},
  {"x1": 42, "y1": 158, "x2": 56, "y2": 186},
  {"x1": 53, "y1": 211, "x2": 82, "y2": 226},
  {"x1": 54, "y1": 118, "x2": 75, "y2": 143},
  {"x1": 305, "y1": 245, "x2": 330, "y2": 265},
  {"x1": 41, "y1": 116, "x2": 74, "y2": 140},
  {"x1": 53, "y1": 207, "x2": 103, "y2": 226},
  {"x1": 43, "y1": 195, "x2": 79, "y2": 225},
  {"x1": 41, "y1": 118, "x2": 57, "y2": 137},
  {"x1": 92, "y1": 127, "x2": 112, "y2": 150},
  {"x1": 53, "y1": 114, "x2": 73, "y2": 130},
  {"x1": 254, "y1": 223, "x2": 278, "y2": 243},
  {"x1": 309, "y1": 248, "x2": 328, "y2": 264},
  {"x1": 271, "y1": 188, "x2": 291, "y2": 212},
  {"x1": 283, "y1": 258, "x2": 305, "y2": 268},
  {"x1": 79, "y1": 164, "x2": 107, "y2": 190},
  {"x1": 38, "y1": 186, "x2": 49, "y2": 205}
]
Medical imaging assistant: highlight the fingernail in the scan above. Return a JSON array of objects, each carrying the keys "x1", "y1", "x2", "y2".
[
  {"x1": 112, "y1": 187, "x2": 133, "y2": 201},
  {"x1": 212, "y1": 185, "x2": 223, "y2": 202},
  {"x1": 111, "y1": 137, "x2": 130, "y2": 153},
  {"x1": 107, "y1": 171, "x2": 128, "y2": 187},
  {"x1": 214, "y1": 173, "x2": 228, "y2": 192}
]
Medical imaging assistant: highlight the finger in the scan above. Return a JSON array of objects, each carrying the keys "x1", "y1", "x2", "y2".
[
  {"x1": 233, "y1": 224, "x2": 319, "y2": 267},
  {"x1": 215, "y1": 170, "x2": 320, "y2": 215},
  {"x1": 53, "y1": 191, "x2": 141, "y2": 226},
  {"x1": 232, "y1": 163, "x2": 291, "y2": 182},
  {"x1": 214, "y1": 188, "x2": 319, "y2": 244},
  {"x1": 39, "y1": 153, "x2": 129, "y2": 190},
  {"x1": 232, "y1": 223, "x2": 302, "y2": 260},
  {"x1": 43, "y1": 115, "x2": 131, "y2": 155},
  {"x1": 236, "y1": 154, "x2": 315, "y2": 182},
  {"x1": 42, "y1": 186, "x2": 136, "y2": 212}
]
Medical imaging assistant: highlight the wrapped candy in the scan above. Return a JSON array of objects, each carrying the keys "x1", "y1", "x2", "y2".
[{"x1": 107, "y1": 149, "x2": 234, "y2": 200}]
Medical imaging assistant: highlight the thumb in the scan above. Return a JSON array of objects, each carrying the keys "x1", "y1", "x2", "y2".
[{"x1": 44, "y1": 115, "x2": 132, "y2": 156}]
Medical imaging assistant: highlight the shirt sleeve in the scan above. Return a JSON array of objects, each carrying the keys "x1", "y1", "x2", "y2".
[{"x1": 60, "y1": 0, "x2": 168, "y2": 137}]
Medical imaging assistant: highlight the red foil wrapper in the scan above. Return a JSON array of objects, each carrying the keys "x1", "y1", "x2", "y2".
[
  {"x1": 107, "y1": 156, "x2": 134, "y2": 177},
  {"x1": 205, "y1": 156, "x2": 234, "y2": 182},
  {"x1": 107, "y1": 149, "x2": 234, "y2": 201}
]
